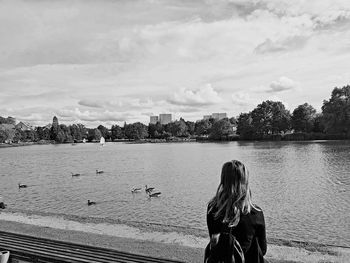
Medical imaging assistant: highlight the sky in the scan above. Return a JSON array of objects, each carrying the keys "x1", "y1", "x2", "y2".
[{"x1": 1, "y1": 0, "x2": 350, "y2": 127}]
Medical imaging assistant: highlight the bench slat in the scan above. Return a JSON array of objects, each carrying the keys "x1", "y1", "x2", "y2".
[{"x1": 0, "y1": 231, "x2": 185, "y2": 263}]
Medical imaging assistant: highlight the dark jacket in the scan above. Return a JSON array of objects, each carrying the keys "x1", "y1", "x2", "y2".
[{"x1": 207, "y1": 204, "x2": 267, "y2": 263}]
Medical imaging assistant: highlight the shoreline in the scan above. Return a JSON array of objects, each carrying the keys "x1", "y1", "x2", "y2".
[
  {"x1": 1, "y1": 138, "x2": 350, "y2": 149},
  {"x1": 0, "y1": 211, "x2": 348, "y2": 263}
]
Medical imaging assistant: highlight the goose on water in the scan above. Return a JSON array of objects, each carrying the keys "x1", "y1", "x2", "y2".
[
  {"x1": 87, "y1": 200, "x2": 96, "y2": 206},
  {"x1": 71, "y1": 172, "x2": 80, "y2": 177},
  {"x1": 0, "y1": 202, "x2": 6, "y2": 209},
  {"x1": 96, "y1": 170, "x2": 104, "y2": 174},
  {"x1": 131, "y1": 187, "x2": 142, "y2": 193},
  {"x1": 149, "y1": 192, "x2": 161, "y2": 198},
  {"x1": 18, "y1": 183, "x2": 27, "y2": 188},
  {"x1": 145, "y1": 185, "x2": 154, "y2": 194}
]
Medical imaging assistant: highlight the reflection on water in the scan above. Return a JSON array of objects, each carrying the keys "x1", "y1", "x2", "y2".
[{"x1": 0, "y1": 141, "x2": 349, "y2": 246}]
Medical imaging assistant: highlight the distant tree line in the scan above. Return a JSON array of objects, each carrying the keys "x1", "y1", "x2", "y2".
[
  {"x1": 0, "y1": 85, "x2": 349, "y2": 143},
  {"x1": 236, "y1": 85, "x2": 350, "y2": 140}
]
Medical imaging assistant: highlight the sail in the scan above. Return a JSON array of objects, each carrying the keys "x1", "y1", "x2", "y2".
[
  {"x1": 83, "y1": 138, "x2": 86, "y2": 143},
  {"x1": 100, "y1": 137, "x2": 105, "y2": 145}
]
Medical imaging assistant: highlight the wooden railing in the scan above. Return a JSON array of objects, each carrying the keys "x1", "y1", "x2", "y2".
[{"x1": 0, "y1": 231, "x2": 185, "y2": 263}]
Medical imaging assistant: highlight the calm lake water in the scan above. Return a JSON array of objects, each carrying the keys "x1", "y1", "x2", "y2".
[{"x1": 0, "y1": 141, "x2": 349, "y2": 246}]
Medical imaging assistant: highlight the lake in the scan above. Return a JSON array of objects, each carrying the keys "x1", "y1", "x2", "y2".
[{"x1": 0, "y1": 141, "x2": 349, "y2": 247}]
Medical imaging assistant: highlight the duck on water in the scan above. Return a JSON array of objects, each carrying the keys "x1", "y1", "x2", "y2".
[
  {"x1": 131, "y1": 187, "x2": 142, "y2": 193},
  {"x1": 18, "y1": 183, "x2": 27, "y2": 188},
  {"x1": 149, "y1": 192, "x2": 161, "y2": 198},
  {"x1": 145, "y1": 185, "x2": 154, "y2": 194},
  {"x1": 87, "y1": 200, "x2": 96, "y2": 206}
]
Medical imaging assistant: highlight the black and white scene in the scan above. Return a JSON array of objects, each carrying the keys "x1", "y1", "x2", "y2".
[{"x1": 0, "y1": 1, "x2": 349, "y2": 263}]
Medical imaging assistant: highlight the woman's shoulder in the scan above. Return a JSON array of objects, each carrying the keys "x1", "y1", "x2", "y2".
[
  {"x1": 239, "y1": 204, "x2": 265, "y2": 226},
  {"x1": 252, "y1": 204, "x2": 263, "y2": 212},
  {"x1": 245, "y1": 204, "x2": 264, "y2": 217}
]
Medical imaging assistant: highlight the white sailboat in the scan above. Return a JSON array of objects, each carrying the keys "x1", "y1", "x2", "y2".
[
  {"x1": 83, "y1": 138, "x2": 86, "y2": 143},
  {"x1": 100, "y1": 136, "x2": 105, "y2": 146}
]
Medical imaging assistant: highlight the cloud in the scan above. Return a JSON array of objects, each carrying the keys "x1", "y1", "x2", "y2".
[
  {"x1": 267, "y1": 76, "x2": 298, "y2": 93},
  {"x1": 78, "y1": 100, "x2": 104, "y2": 108},
  {"x1": 254, "y1": 36, "x2": 309, "y2": 54},
  {"x1": 231, "y1": 92, "x2": 291, "y2": 113},
  {"x1": 1, "y1": 0, "x2": 350, "y2": 127},
  {"x1": 168, "y1": 84, "x2": 223, "y2": 106},
  {"x1": 57, "y1": 108, "x2": 129, "y2": 123},
  {"x1": 231, "y1": 92, "x2": 259, "y2": 107}
]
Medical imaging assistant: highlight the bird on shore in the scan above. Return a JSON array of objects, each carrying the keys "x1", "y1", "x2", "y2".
[
  {"x1": 87, "y1": 200, "x2": 96, "y2": 206},
  {"x1": 71, "y1": 172, "x2": 80, "y2": 177},
  {"x1": 149, "y1": 192, "x2": 161, "y2": 198},
  {"x1": 18, "y1": 183, "x2": 27, "y2": 188},
  {"x1": 96, "y1": 170, "x2": 104, "y2": 174},
  {"x1": 145, "y1": 185, "x2": 154, "y2": 194},
  {"x1": 131, "y1": 187, "x2": 142, "y2": 193}
]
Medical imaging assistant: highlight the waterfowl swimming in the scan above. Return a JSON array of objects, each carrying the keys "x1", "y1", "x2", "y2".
[
  {"x1": 18, "y1": 183, "x2": 27, "y2": 188},
  {"x1": 145, "y1": 185, "x2": 154, "y2": 194},
  {"x1": 0, "y1": 202, "x2": 6, "y2": 209},
  {"x1": 96, "y1": 170, "x2": 104, "y2": 174},
  {"x1": 131, "y1": 187, "x2": 142, "y2": 193},
  {"x1": 149, "y1": 192, "x2": 161, "y2": 198},
  {"x1": 87, "y1": 200, "x2": 96, "y2": 206},
  {"x1": 71, "y1": 172, "x2": 80, "y2": 177}
]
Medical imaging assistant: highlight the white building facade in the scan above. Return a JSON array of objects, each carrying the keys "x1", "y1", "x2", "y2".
[
  {"x1": 159, "y1": 114, "x2": 172, "y2": 125},
  {"x1": 149, "y1": 116, "x2": 159, "y2": 124}
]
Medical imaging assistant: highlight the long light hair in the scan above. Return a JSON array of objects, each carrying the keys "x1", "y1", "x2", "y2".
[{"x1": 209, "y1": 160, "x2": 256, "y2": 227}]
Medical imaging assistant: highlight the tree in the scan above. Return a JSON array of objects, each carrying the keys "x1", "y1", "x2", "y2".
[
  {"x1": 124, "y1": 122, "x2": 148, "y2": 140},
  {"x1": 271, "y1": 102, "x2": 291, "y2": 134},
  {"x1": 251, "y1": 100, "x2": 291, "y2": 136},
  {"x1": 69, "y1": 124, "x2": 87, "y2": 141},
  {"x1": 59, "y1": 124, "x2": 72, "y2": 142},
  {"x1": 236, "y1": 112, "x2": 254, "y2": 139},
  {"x1": 321, "y1": 85, "x2": 350, "y2": 134},
  {"x1": 291, "y1": 103, "x2": 316, "y2": 133},
  {"x1": 87, "y1": 128, "x2": 102, "y2": 142},
  {"x1": 185, "y1": 121, "x2": 195, "y2": 136},
  {"x1": 0, "y1": 116, "x2": 15, "y2": 125},
  {"x1": 312, "y1": 113, "x2": 325, "y2": 133},
  {"x1": 148, "y1": 122, "x2": 165, "y2": 138},
  {"x1": 13, "y1": 129, "x2": 26, "y2": 142},
  {"x1": 111, "y1": 124, "x2": 124, "y2": 140},
  {"x1": 35, "y1": 127, "x2": 51, "y2": 140},
  {"x1": 209, "y1": 119, "x2": 233, "y2": 140},
  {"x1": 229, "y1": 117, "x2": 237, "y2": 126},
  {"x1": 165, "y1": 119, "x2": 188, "y2": 137},
  {"x1": 23, "y1": 130, "x2": 36, "y2": 142},
  {"x1": 0, "y1": 123, "x2": 15, "y2": 142},
  {"x1": 97, "y1": 125, "x2": 111, "y2": 140},
  {"x1": 50, "y1": 116, "x2": 60, "y2": 141},
  {"x1": 195, "y1": 119, "x2": 212, "y2": 136},
  {"x1": 0, "y1": 129, "x2": 10, "y2": 143}
]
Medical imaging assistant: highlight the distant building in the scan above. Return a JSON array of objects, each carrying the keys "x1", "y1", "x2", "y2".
[
  {"x1": 149, "y1": 116, "x2": 159, "y2": 124},
  {"x1": 203, "y1": 115, "x2": 211, "y2": 120},
  {"x1": 212, "y1": 113, "x2": 227, "y2": 120},
  {"x1": 15, "y1": 121, "x2": 33, "y2": 131},
  {"x1": 159, "y1": 114, "x2": 172, "y2": 125}
]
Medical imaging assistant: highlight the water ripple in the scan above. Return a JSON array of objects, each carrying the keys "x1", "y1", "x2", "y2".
[{"x1": 0, "y1": 141, "x2": 349, "y2": 246}]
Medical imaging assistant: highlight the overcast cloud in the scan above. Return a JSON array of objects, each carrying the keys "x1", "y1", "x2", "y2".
[{"x1": 1, "y1": 0, "x2": 350, "y2": 127}]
